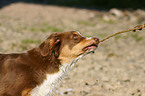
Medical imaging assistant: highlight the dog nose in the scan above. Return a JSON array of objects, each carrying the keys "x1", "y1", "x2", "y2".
[{"x1": 93, "y1": 37, "x2": 99, "y2": 43}]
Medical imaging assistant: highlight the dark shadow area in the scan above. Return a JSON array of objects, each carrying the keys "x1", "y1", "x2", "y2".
[{"x1": 0, "y1": 0, "x2": 145, "y2": 10}]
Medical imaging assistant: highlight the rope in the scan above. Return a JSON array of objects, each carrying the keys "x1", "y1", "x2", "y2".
[{"x1": 99, "y1": 24, "x2": 145, "y2": 43}]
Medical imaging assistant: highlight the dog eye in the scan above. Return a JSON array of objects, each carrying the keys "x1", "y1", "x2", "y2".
[
  {"x1": 72, "y1": 34, "x2": 78, "y2": 39},
  {"x1": 73, "y1": 36, "x2": 79, "y2": 40},
  {"x1": 72, "y1": 34, "x2": 80, "y2": 42}
]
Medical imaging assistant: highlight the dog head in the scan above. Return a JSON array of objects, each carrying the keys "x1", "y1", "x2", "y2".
[{"x1": 39, "y1": 31, "x2": 99, "y2": 63}]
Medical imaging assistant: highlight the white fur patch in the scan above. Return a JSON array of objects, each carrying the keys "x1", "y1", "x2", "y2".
[
  {"x1": 86, "y1": 37, "x2": 92, "y2": 40},
  {"x1": 30, "y1": 55, "x2": 84, "y2": 96}
]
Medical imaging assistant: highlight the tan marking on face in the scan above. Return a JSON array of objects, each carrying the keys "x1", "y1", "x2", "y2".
[
  {"x1": 73, "y1": 32, "x2": 80, "y2": 35},
  {"x1": 59, "y1": 37, "x2": 97, "y2": 64}
]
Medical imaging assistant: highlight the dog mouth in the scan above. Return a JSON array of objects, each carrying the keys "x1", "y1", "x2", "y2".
[{"x1": 82, "y1": 43, "x2": 98, "y2": 53}]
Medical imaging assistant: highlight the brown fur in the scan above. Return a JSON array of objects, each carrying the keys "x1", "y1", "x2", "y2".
[{"x1": 0, "y1": 31, "x2": 99, "y2": 96}]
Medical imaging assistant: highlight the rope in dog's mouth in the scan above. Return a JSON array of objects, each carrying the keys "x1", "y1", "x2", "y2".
[{"x1": 98, "y1": 24, "x2": 145, "y2": 44}]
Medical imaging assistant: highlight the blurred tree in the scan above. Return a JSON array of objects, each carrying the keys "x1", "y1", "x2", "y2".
[
  {"x1": 0, "y1": 0, "x2": 145, "y2": 9},
  {"x1": 42, "y1": 0, "x2": 145, "y2": 9}
]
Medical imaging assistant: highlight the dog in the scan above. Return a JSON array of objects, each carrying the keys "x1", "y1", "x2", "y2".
[{"x1": 0, "y1": 31, "x2": 99, "y2": 96}]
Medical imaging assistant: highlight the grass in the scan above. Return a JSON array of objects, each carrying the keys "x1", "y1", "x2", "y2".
[
  {"x1": 16, "y1": 23, "x2": 63, "y2": 33},
  {"x1": 114, "y1": 34, "x2": 144, "y2": 42},
  {"x1": 106, "y1": 19, "x2": 115, "y2": 24},
  {"x1": 1, "y1": 15, "x2": 11, "y2": 19},
  {"x1": 78, "y1": 21, "x2": 96, "y2": 26},
  {"x1": 99, "y1": 17, "x2": 115, "y2": 24},
  {"x1": 29, "y1": 25, "x2": 63, "y2": 33},
  {"x1": 97, "y1": 33, "x2": 108, "y2": 38},
  {"x1": 0, "y1": 39, "x2": 2, "y2": 43},
  {"x1": 21, "y1": 39, "x2": 41, "y2": 44},
  {"x1": 115, "y1": 35, "x2": 122, "y2": 40},
  {"x1": 131, "y1": 34, "x2": 144, "y2": 42},
  {"x1": 114, "y1": 33, "x2": 144, "y2": 42},
  {"x1": 16, "y1": 26, "x2": 28, "y2": 32},
  {"x1": 98, "y1": 32, "x2": 144, "y2": 42}
]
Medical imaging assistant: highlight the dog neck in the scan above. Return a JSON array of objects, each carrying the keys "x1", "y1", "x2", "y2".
[
  {"x1": 30, "y1": 55, "x2": 84, "y2": 96},
  {"x1": 27, "y1": 48, "x2": 60, "y2": 74}
]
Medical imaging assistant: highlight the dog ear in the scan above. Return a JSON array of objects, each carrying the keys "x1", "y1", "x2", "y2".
[
  {"x1": 39, "y1": 38, "x2": 61, "y2": 57},
  {"x1": 39, "y1": 41, "x2": 50, "y2": 57},
  {"x1": 53, "y1": 39, "x2": 61, "y2": 57}
]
